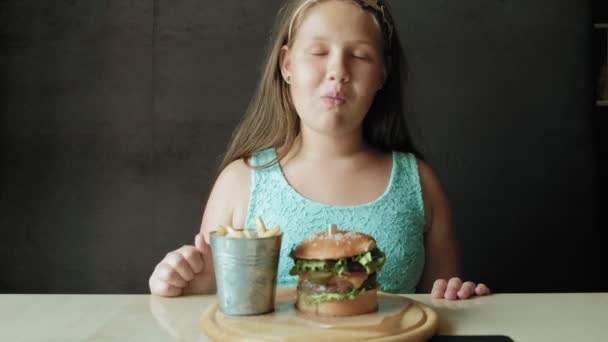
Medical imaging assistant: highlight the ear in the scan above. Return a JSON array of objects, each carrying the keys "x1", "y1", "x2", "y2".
[{"x1": 279, "y1": 45, "x2": 291, "y2": 79}]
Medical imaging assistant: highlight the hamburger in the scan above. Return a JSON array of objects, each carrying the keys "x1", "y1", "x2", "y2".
[{"x1": 289, "y1": 225, "x2": 386, "y2": 316}]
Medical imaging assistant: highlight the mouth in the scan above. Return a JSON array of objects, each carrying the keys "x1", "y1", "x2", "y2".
[{"x1": 321, "y1": 93, "x2": 346, "y2": 106}]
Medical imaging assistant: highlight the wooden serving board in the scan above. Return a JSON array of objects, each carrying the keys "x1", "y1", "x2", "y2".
[{"x1": 201, "y1": 288, "x2": 438, "y2": 341}]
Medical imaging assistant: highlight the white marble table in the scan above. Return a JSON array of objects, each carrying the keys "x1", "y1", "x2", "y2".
[{"x1": 1, "y1": 292, "x2": 606, "y2": 341}]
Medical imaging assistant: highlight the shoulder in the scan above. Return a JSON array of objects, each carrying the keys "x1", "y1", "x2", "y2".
[
  {"x1": 415, "y1": 159, "x2": 438, "y2": 186},
  {"x1": 218, "y1": 158, "x2": 251, "y2": 182},
  {"x1": 214, "y1": 158, "x2": 251, "y2": 197},
  {"x1": 203, "y1": 158, "x2": 252, "y2": 230}
]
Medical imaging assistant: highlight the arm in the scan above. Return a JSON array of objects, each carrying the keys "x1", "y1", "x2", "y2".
[
  {"x1": 416, "y1": 159, "x2": 490, "y2": 299},
  {"x1": 183, "y1": 158, "x2": 251, "y2": 294},
  {"x1": 199, "y1": 158, "x2": 252, "y2": 242},
  {"x1": 149, "y1": 158, "x2": 251, "y2": 296}
]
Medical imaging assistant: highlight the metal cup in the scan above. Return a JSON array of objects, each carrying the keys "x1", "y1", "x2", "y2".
[{"x1": 210, "y1": 230, "x2": 282, "y2": 316}]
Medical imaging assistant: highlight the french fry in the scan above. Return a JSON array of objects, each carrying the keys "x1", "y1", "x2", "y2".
[
  {"x1": 227, "y1": 230, "x2": 245, "y2": 238},
  {"x1": 215, "y1": 225, "x2": 228, "y2": 236},
  {"x1": 255, "y1": 216, "x2": 267, "y2": 236},
  {"x1": 264, "y1": 225, "x2": 281, "y2": 237},
  {"x1": 215, "y1": 217, "x2": 279, "y2": 238},
  {"x1": 225, "y1": 226, "x2": 244, "y2": 238}
]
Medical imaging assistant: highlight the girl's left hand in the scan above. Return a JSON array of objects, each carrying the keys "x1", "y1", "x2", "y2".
[{"x1": 431, "y1": 277, "x2": 490, "y2": 300}]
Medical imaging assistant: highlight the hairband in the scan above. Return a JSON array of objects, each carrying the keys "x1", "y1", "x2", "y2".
[
  {"x1": 359, "y1": 0, "x2": 393, "y2": 45},
  {"x1": 287, "y1": 0, "x2": 394, "y2": 47}
]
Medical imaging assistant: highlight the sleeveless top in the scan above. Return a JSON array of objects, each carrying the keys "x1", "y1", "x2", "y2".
[{"x1": 245, "y1": 148, "x2": 426, "y2": 293}]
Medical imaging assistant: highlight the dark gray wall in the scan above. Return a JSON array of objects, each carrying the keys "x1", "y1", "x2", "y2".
[
  {"x1": 398, "y1": 1, "x2": 602, "y2": 292},
  {"x1": 1, "y1": 1, "x2": 602, "y2": 293}
]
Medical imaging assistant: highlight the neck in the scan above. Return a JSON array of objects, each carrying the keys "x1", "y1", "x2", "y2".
[{"x1": 288, "y1": 126, "x2": 367, "y2": 161}]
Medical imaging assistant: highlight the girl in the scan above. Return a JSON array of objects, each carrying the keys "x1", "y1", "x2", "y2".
[{"x1": 149, "y1": 0, "x2": 490, "y2": 300}]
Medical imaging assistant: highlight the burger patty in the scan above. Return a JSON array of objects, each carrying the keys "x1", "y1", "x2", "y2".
[
  {"x1": 297, "y1": 273, "x2": 378, "y2": 295},
  {"x1": 298, "y1": 278, "x2": 354, "y2": 295}
]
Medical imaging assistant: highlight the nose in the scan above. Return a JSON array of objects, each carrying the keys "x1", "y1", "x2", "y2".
[{"x1": 326, "y1": 53, "x2": 350, "y2": 83}]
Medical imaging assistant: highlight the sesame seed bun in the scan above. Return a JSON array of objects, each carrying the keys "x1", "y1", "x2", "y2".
[{"x1": 292, "y1": 230, "x2": 377, "y2": 260}]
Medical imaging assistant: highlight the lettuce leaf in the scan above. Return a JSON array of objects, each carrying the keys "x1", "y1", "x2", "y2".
[
  {"x1": 289, "y1": 259, "x2": 330, "y2": 275},
  {"x1": 354, "y1": 250, "x2": 386, "y2": 274},
  {"x1": 355, "y1": 251, "x2": 373, "y2": 265},
  {"x1": 289, "y1": 247, "x2": 386, "y2": 276},
  {"x1": 332, "y1": 258, "x2": 348, "y2": 276},
  {"x1": 289, "y1": 258, "x2": 349, "y2": 276},
  {"x1": 300, "y1": 286, "x2": 368, "y2": 304}
]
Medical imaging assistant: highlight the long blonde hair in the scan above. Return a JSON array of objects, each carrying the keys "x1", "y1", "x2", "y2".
[{"x1": 219, "y1": 0, "x2": 417, "y2": 172}]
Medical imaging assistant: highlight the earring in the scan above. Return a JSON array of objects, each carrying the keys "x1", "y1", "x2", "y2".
[{"x1": 285, "y1": 74, "x2": 291, "y2": 84}]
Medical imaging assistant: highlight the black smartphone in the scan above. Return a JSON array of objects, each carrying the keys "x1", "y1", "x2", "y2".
[{"x1": 428, "y1": 336, "x2": 514, "y2": 342}]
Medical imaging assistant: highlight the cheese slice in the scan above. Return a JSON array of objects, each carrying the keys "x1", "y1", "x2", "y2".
[{"x1": 345, "y1": 272, "x2": 368, "y2": 289}]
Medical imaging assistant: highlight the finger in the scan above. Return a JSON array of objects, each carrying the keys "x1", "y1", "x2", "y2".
[
  {"x1": 154, "y1": 263, "x2": 187, "y2": 288},
  {"x1": 198, "y1": 239, "x2": 214, "y2": 278},
  {"x1": 197, "y1": 235, "x2": 212, "y2": 257},
  {"x1": 164, "y1": 250, "x2": 195, "y2": 281},
  {"x1": 446, "y1": 277, "x2": 463, "y2": 290},
  {"x1": 475, "y1": 283, "x2": 491, "y2": 296},
  {"x1": 177, "y1": 245, "x2": 204, "y2": 274},
  {"x1": 431, "y1": 279, "x2": 448, "y2": 299},
  {"x1": 149, "y1": 276, "x2": 182, "y2": 297},
  {"x1": 457, "y1": 281, "x2": 477, "y2": 299},
  {"x1": 195, "y1": 233, "x2": 205, "y2": 250},
  {"x1": 445, "y1": 277, "x2": 462, "y2": 300}
]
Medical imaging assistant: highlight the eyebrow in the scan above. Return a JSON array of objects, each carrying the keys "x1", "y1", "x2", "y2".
[{"x1": 309, "y1": 36, "x2": 376, "y2": 46}]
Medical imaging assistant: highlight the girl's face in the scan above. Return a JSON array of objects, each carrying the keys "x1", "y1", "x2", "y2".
[{"x1": 281, "y1": 0, "x2": 385, "y2": 138}]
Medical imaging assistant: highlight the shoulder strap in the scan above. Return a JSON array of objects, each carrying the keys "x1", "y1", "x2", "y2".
[{"x1": 392, "y1": 152, "x2": 425, "y2": 221}]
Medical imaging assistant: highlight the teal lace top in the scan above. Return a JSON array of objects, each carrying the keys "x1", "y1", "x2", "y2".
[{"x1": 245, "y1": 148, "x2": 426, "y2": 293}]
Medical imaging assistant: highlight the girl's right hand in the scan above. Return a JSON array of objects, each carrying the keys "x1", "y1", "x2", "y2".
[{"x1": 149, "y1": 233, "x2": 214, "y2": 296}]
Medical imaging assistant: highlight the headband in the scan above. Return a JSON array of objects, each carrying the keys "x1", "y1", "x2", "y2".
[{"x1": 287, "y1": 0, "x2": 394, "y2": 47}]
